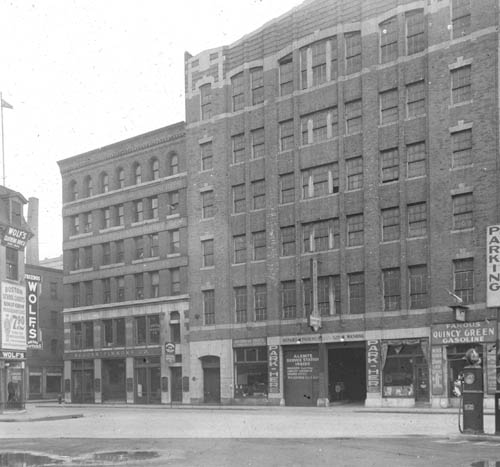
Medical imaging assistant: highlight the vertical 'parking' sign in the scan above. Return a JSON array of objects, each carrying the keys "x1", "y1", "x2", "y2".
[{"x1": 487, "y1": 225, "x2": 500, "y2": 307}]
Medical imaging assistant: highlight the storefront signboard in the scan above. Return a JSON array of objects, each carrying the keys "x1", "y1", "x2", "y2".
[
  {"x1": 0, "y1": 350, "x2": 25, "y2": 359},
  {"x1": 366, "y1": 340, "x2": 380, "y2": 393},
  {"x1": 233, "y1": 337, "x2": 267, "y2": 348},
  {"x1": 431, "y1": 346, "x2": 444, "y2": 395},
  {"x1": 1, "y1": 226, "x2": 30, "y2": 250},
  {"x1": 165, "y1": 342, "x2": 175, "y2": 364},
  {"x1": 268, "y1": 345, "x2": 280, "y2": 394},
  {"x1": 431, "y1": 321, "x2": 497, "y2": 345},
  {"x1": 280, "y1": 332, "x2": 365, "y2": 345},
  {"x1": 1, "y1": 282, "x2": 27, "y2": 350},
  {"x1": 25, "y1": 274, "x2": 42, "y2": 349},
  {"x1": 487, "y1": 225, "x2": 500, "y2": 306},
  {"x1": 66, "y1": 347, "x2": 161, "y2": 360},
  {"x1": 486, "y1": 343, "x2": 497, "y2": 395}
]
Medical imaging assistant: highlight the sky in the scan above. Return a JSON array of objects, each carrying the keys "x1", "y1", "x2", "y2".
[{"x1": 0, "y1": 0, "x2": 303, "y2": 261}]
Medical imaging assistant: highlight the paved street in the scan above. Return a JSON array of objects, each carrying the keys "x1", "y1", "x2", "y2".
[{"x1": 0, "y1": 404, "x2": 499, "y2": 466}]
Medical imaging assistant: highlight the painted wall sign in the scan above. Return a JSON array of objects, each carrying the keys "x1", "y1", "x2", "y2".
[
  {"x1": 1, "y1": 282, "x2": 27, "y2": 350},
  {"x1": 233, "y1": 337, "x2": 267, "y2": 348},
  {"x1": 366, "y1": 340, "x2": 380, "y2": 393},
  {"x1": 431, "y1": 321, "x2": 497, "y2": 345},
  {"x1": 66, "y1": 347, "x2": 161, "y2": 360},
  {"x1": 431, "y1": 346, "x2": 444, "y2": 395},
  {"x1": 268, "y1": 345, "x2": 280, "y2": 394},
  {"x1": 25, "y1": 274, "x2": 42, "y2": 349},
  {"x1": 487, "y1": 225, "x2": 500, "y2": 306},
  {"x1": 284, "y1": 350, "x2": 319, "y2": 381},
  {"x1": 1, "y1": 226, "x2": 30, "y2": 250}
]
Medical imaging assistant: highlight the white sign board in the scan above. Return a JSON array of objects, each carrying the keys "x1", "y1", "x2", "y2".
[
  {"x1": 487, "y1": 225, "x2": 500, "y2": 307},
  {"x1": 1, "y1": 282, "x2": 27, "y2": 350}
]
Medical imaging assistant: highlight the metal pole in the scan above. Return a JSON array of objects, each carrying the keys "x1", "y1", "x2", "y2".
[{"x1": 1, "y1": 91, "x2": 5, "y2": 186}]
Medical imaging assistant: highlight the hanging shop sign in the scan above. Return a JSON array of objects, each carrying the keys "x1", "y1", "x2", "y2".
[
  {"x1": 165, "y1": 342, "x2": 176, "y2": 364},
  {"x1": 366, "y1": 340, "x2": 380, "y2": 393},
  {"x1": 25, "y1": 274, "x2": 42, "y2": 349},
  {"x1": 1, "y1": 282, "x2": 27, "y2": 350},
  {"x1": 268, "y1": 345, "x2": 280, "y2": 394},
  {"x1": 487, "y1": 225, "x2": 500, "y2": 307},
  {"x1": 1, "y1": 226, "x2": 30, "y2": 250},
  {"x1": 431, "y1": 321, "x2": 497, "y2": 345}
]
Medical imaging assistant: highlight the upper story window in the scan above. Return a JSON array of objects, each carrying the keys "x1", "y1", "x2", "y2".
[
  {"x1": 302, "y1": 163, "x2": 339, "y2": 199},
  {"x1": 167, "y1": 191, "x2": 180, "y2": 216},
  {"x1": 407, "y1": 141, "x2": 426, "y2": 178},
  {"x1": 100, "y1": 172, "x2": 109, "y2": 193},
  {"x1": 69, "y1": 180, "x2": 78, "y2": 201},
  {"x1": 451, "y1": 65, "x2": 471, "y2": 104},
  {"x1": 279, "y1": 55, "x2": 293, "y2": 96},
  {"x1": 380, "y1": 148, "x2": 399, "y2": 184},
  {"x1": 200, "y1": 83, "x2": 213, "y2": 120},
  {"x1": 452, "y1": 0, "x2": 471, "y2": 39},
  {"x1": 203, "y1": 290, "x2": 215, "y2": 325},
  {"x1": 71, "y1": 215, "x2": 80, "y2": 235},
  {"x1": 251, "y1": 179, "x2": 266, "y2": 210},
  {"x1": 251, "y1": 128, "x2": 265, "y2": 159},
  {"x1": 201, "y1": 142, "x2": 213, "y2": 171},
  {"x1": 300, "y1": 37, "x2": 337, "y2": 89},
  {"x1": 345, "y1": 31, "x2": 361, "y2": 75},
  {"x1": 201, "y1": 190, "x2": 215, "y2": 219},
  {"x1": 406, "y1": 10, "x2": 425, "y2": 55},
  {"x1": 302, "y1": 219, "x2": 340, "y2": 252},
  {"x1": 279, "y1": 120, "x2": 294, "y2": 151},
  {"x1": 452, "y1": 128, "x2": 472, "y2": 168},
  {"x1": 6, "y1": 247, "x2": 18, "y2": 280},
  {"x1": 380, "y1": 89, "x2": 398, "y2": 125},
  {"x1": 83, "y1": 212, "x2": 92, "y2": 233},
  {"x1": 117, "y1": 167, "x2": 125, "y2": 189},
  {"x1": 251, "y1": 67, "x2": 264, "y2": 105},
  {"x1": 380, "y1": 17, "x2": 398, "y2": 63},
  {"x1": 280, "y1": 225, "x2": 296, "y2": 257},
  {"x1": 232, "y1": 134, "x2": 245, "y2": 164},
  {"x1": 452, "y1": 192, "x2": 473, "y2": 229},
  {"x1": 84, "y1": 176, "x2": 93, "y2": 197},
  {"x1": 280, "y1": 173, "x2": 295, "y2": 204},
  {"x1": 345, "y1": 99, "x2": 362, "y2": 135},
  {"x1": 151, "y1": 158, "x2": 160, "y2": 180},
  {"x1": 408, "y1": 202, "x2": 427, "y2": 237},
  {"x1": 168, "y1": 152, "x2": 179, "y2": 176},
  {"x1": 233, "y1": 184, "x2": 246, "y2": 214},
  {"x1": 301, "y1": 107, "x2": 338, "y2": 145},
  {"x1": 406, "y1": 81, "x2": 426, "y2": 118},
  {"x1": 231, "y1": 72, "x2": 245, "y2": 111},
  {"x1": 454, "y1": 258, "x2": 473, "y2": 304},
  {"x1": 133, "y1": 163, "x2": 142, "y2": 184}
]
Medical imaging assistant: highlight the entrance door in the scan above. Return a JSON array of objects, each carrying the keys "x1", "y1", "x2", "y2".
[
  {"x1": 72, "y1": 369, "x2": 94, "y2": 403},
  {"x1": 328, "y1": 345, "x2": 366, "y2": 403},
  {"x1": 284, "y1": 347, "x2": 320, "y2": 406},
  {"x1": 135, "y1": 358, "x2": 161, "y2": 404},
  {"x1": 203, "y1": 368, "x2": 220, "y2": 403},
  {"x1": 415, "y1": 364, "x2": 429, "y2": 402},
  {"x1": 171, "y1": 367, "x2": 183, "y2": 402},
  {"x1": 102, "y1": 359, "x2": 126, "y2": 402}
]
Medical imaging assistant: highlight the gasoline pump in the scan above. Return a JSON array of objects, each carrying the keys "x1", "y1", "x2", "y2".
[{"x1": 458, "y1": 348, "x2": 484, "y2": 434}]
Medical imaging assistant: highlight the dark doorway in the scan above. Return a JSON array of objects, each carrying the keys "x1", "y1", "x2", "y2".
[
  {"x1": 134, "y1": 357, "x2": 161, "y2": 404},
  {"x1": 328, "y1": 345, "x2": 366, "y2": 403},
  {"x1": 171, "y1": 367, "x2": 183, "y2": 402},
  {"x1": 200, "y1": 356, "x2": 220, "y2": 403},
  {"x1": 102, "y1": 359, "x2": 126, "y2": 402},
  {"x1": 71, "y1": 360, "x2": 94, "y2": 403}
]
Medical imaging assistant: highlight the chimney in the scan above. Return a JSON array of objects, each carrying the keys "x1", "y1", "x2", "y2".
[{"x1": 26, "y1": 197, "x2": 39, "y2": 265}]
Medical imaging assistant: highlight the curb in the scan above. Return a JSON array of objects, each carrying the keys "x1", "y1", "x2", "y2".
[{"x1": 0, "y1": 414, "x2": 83, "y2": 423}]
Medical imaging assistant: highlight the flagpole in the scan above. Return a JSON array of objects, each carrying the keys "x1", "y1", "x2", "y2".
[{"x1": 0, "y1": 91, "x2": 5, "y2": 186}]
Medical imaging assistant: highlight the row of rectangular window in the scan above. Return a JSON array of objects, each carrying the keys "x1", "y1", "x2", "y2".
[
  {"x1": 201, "y1": 258, "x2": 474, "y2": 324},
  {"x1": 70, "y1": 269, "x2": 181, "y2": 307},
  {"x1": 199, "y1": 3, "x2": 471, "y2": 119},
  {"x1": 68, "y1": 192, "x2": 180, "y2": 235}
]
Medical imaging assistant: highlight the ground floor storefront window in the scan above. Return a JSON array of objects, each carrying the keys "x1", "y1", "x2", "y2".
[
  {"x1": 382, "y1": 339, "x2": 429, "y2": 401},
  {"x1": 71, "y1": 360, "x2": 94, "y2": 403},
  {"x1": 29, "y1": 372, "x2": 42, "y2": 399},
  {"x1": 234, "y1": 347, "x2": 268, "y2": 398},
  {"x1": 46, "y1": 373, "x2": 62, "y2": 394}
]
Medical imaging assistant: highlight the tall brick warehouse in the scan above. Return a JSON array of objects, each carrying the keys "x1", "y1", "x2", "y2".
[
  {"x1": 59, "y1": 0, "x2": 500, "y2": 408},
  {"x1": 184, "y1": 0, "x2": 500, "y2": 408}
]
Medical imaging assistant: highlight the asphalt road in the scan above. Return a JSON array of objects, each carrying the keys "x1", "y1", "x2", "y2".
[{"x1": 0, "y1": 405, "x2": 499, "y2": 466}]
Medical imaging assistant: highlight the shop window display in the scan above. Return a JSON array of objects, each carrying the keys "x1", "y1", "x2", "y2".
[{"x1": 234, "y1": 347, "x2": 268, "y2": 398}]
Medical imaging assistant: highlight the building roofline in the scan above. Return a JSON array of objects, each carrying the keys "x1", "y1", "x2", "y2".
[{"x1": 57, "y1": 121, "x2": 186, "y2": 173}]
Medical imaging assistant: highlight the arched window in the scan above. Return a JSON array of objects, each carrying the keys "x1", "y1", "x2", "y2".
[
  {"x1": 117, "y1": 167, "x2": 125, "y2": 189},
  {"x1": 84, "y1": 176, "x2": 93, "y2": 197},
  {"x1": 151, "y1": 158, "x2": 160, "y2": 180},
  {"x1": 168, "y1": 153, "x2": 179, "y2": 176},
  {"x1": 133, "y1": 163, "x2": 142, "y2": 184},
  {"x1": 69, "y1": 180, "x2": 78, "y2": 201},
  {"x1": 100, "y1": 172, "x2": 109, "y2": 193}
]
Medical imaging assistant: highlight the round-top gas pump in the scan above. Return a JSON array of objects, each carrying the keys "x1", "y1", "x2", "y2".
[{"x1": 462, "y1": 348, "x2": 483, "y2": 434}]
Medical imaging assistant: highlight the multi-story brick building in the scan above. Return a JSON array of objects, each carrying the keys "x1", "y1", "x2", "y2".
[
  {"x1": 24, "y1": 262, "x2": 64, "y2": 400},
  {"x1": 58, "y1": 123, "x2": 190, "y2": 404},
  {"x1": 184, "y1": 0, "x2": 500, "y2": 408},
  {"x1": 0, "y1": 186, "x2": 32, "y2": 411}
]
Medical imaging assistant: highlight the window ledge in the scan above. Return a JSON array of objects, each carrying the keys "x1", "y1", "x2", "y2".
[
  {"x1": 299, "y1": 136, "x2": 339, "y2": 149},
  {"x1": 166, "y1": 214, "x2": 180, "y2": 220},
  {"x1": 200, "y1": 266, "x2": 215, "y2": 271},
  {"x1": 451, "y1": 228, "x2": 475, "y2": 234},
  {"x1": 346, "y1": 245, "x2": 363, "y2": 250},
  {"x1": 278, "y1": 148, "x2": 294, "y2": 155},
  {"x1": 379, "y1": 180, "x2": 399, "y2": 187},
  {"x1": 230, "y1": 161, "x2": 245, "y2": 167},
  {"x1": 167, "y1": 253, "x2": 181, "y2": 258},
  {"x1": 231, "y1": 212, "x2": 246, "y2": 217},
  {"x1": 199, "y1": 168, "x2": 214, "y2": 174},
  {"x1": 377, "y1": 122, "x2": 398, "y2": 129},
  {"x1": 404, "y1": 115, "x2": 426, "y2": 122},
  {"x1": 449, "y1": 100, "x2": 473, "y2": 109},
  {"x1": 99, "y1": 225, "x2": 124, "y2": 234},
  {"x1": 407, "y1": 235, "x2": 427, "y2": 241},
  {"x1": 406, "y1": 175, "x2": 426, "y2": 181},
  {"x1": 345, "y1": 188, "x2": 363, "y2": 193},
  {"x1": 132, "y1": 256, "x2": 159, "y2": 264},
  {"x1": 69, "y1": 232, "x2": 93, "y2": 240},
  {"x1": 70, "y1": 267, "x2": 93, "y2": 274},
  {"x1": 301, "y1": 193, "x2": 339, "y2": 202},
  {"x1": 131, "y1": 218, "x2": 158, "y2": 227},
  {"x1": 251, "y1": 259, "x2": 266, "y2": 264},
  {"x1": 450, "y1": 164, "x2": 473, "y2": 171}
]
